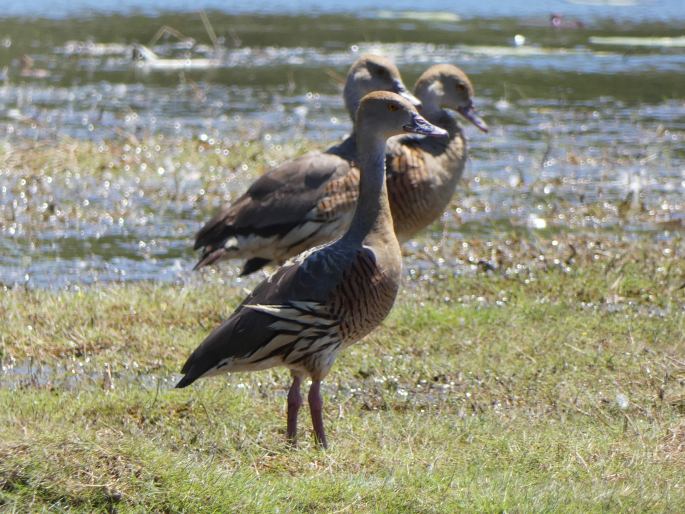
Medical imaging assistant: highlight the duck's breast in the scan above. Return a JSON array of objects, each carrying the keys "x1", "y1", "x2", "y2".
[
  {"x1": 327, "y1": 245, "x2": 401, "y2": 346},
  {"x1": 387, "y1": 132, "x2": 467, "y2": 241}
]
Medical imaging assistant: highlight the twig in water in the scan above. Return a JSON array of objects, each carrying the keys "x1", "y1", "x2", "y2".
[
  {"x1": 148, "y1": 25, "x2": 193, "y2": 48},
  {"x1": 325, "y1": 68, "x2": 346, "y2": 86},
  {"x1": 539, "y1": 131, "x2": 553, "y2": 170},
  {"x1": 200, "y1": 10, "x2": 220, "y2": 50}
]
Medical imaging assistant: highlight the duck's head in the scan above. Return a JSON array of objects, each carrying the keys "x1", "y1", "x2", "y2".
[
  {"x1": 356, "y1": 91, "x2": 447, "y2": 141},
  {"x1": 414, "y1": 64, "x2": 488, "y2": 133},
  {"x1": 344, "y1": 54, "x2": 421, "y2": 121}
]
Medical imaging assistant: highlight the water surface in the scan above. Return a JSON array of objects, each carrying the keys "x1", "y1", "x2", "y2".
[{"x1": 0, "y1": 5, "x2": 683, "y2": 288}]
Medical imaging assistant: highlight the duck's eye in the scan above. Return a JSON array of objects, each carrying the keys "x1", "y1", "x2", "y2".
[
  {"x1": 387, "y1": 103, "x2": 399, "y2": 112},
  {"x1": 456, "y1": 83, "x2": 467, "y2": 92}
]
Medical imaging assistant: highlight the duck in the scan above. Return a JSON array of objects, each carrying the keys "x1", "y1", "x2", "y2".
[
  {"x1": 385, "y1": 63, "x2": 488, "y2": 241},
  {"x1": 193, "y1": 54, "x2": 421, "y2": 275},
  {"x1": 176, "y1": 91, "x2": 447, "y2": 448},
  {"x1": 194, "y1": 63, "x2": 486, "y2": 275}
]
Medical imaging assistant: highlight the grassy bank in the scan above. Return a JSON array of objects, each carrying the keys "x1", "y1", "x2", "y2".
[{"x1": 1, "y1": 240, "x2": 684, "y2": 512}]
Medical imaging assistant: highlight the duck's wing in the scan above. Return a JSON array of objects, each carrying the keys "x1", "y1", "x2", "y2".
[
  {"x1": 195, "y1": 151, "x2": 350, "y2": 246},
  {"x1": 177, "y1": 244, "x2": 354, "y2": 387},
  {"x1": 193, "y1": 150, "x2": 354, "y2": 271},
  {"x1": 384, "y1": 135, "x2": 426, "y2": 180}
]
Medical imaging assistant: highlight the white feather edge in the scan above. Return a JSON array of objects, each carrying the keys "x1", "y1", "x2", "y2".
[{"x1": 243, "y1": 303, "x2": 337, "y2": 326}]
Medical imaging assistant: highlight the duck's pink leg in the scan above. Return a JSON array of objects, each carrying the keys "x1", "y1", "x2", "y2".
[
  {"x1": 308, "y1": 379, "x2": 328, "y2": 449},
  {"x1": 286, "y1": 374, "x2": 302, "y2": 444}
]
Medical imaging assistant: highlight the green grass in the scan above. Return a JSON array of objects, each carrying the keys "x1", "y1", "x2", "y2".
[{"x1": 1, "y1": 244, "x2": 685, "y2": 512}]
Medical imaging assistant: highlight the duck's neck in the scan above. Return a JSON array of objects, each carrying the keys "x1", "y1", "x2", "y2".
[
  {"x1": 341, "y1": 133, "x2": 394, "y2": 247},
  {"x1": 420, "y1": 94, "x2": 444, "y2": 124},
  {"x1": 329, "y1": 131, "x2": 357, "y2": 161},
  {"x1": 417, "y1": 97, "x2": 463, "y2": 169},
  {"x1": 418, "y1": 96, "x2": 454, "y2": 131},
  {"x1": 343, "y1": 84, "x2": 360, "y2": 123}
]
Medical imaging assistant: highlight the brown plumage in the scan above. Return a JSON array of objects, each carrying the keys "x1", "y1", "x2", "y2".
[
  {"x1": 194, "y1": 63, "x2": 486, "y2": 275},
  {"x1": 193, "y1": 55, "x2": 420, "y2": 274},
  {"x1": 386, "y1": 64, "x2": 488, "y2": 240},
  {"x1": 176, "y1": 91, "x2": 447, "y2": 448}
]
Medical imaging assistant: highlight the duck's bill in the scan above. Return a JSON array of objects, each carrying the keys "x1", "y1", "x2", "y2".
[
  {"x1": 403, "y1": 115, "x2": 448, "y2": 137},
  {"x1": 393, "y1": 81, "x2": 422, "y2": 108},
  {"x1": 457, "y1": 103, "x2": 489, "y2": 132}
]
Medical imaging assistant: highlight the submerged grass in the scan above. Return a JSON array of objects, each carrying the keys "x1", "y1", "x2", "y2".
[
  {"x1": 0, "y1": 135, "x2": 315, "y2": 232},
  {"x1": 2, "y1": 133, "x2": 682, "y2": 261},
  {"x1": 1, "y1": 240, "x2": 685, "y2": 511}
]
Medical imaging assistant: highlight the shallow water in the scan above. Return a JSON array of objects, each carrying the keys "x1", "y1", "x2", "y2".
[{"x1": 0, "y1": 5, "x2": 684, "y2": 288}]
